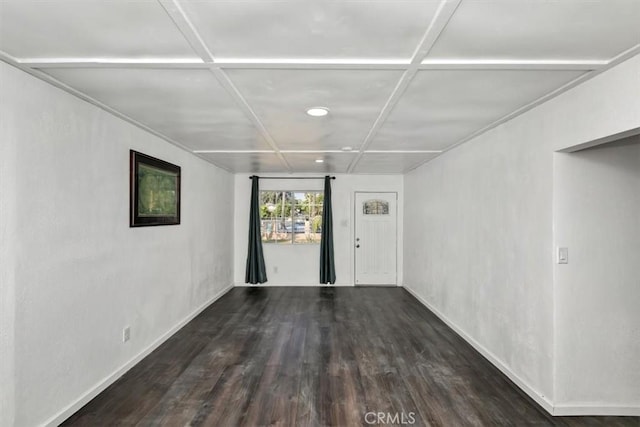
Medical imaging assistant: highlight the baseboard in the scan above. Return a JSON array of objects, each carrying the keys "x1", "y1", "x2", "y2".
[
  {"x1": 234, "y1": 282, "x2": 355, "y2": 287},
  {"x1": 402, "y1": 284, "x2": 555, "y2": 415},
  {"x1": 553, "y1": 405, "x2": 640, "y2": 416},
  {"x1": 43, "y1": 283, "x2": 234, "y2": 427}
]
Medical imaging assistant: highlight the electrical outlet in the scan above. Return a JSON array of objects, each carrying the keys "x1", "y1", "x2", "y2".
[
  {"x1": 123, "y1": 326, "x2": 131, "y2": 342},
  {"x1": 274, "y1": 266, "x2": 278, "y2": 273}
]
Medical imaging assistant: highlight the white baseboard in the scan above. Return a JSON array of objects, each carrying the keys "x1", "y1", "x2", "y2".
[
  {"x1": 43, "y1": 284, "x2": 234, "y2": 427},
  {"x1": 234, "y1": 282, "x2": 355, "y2": 287},
  {"x1": 402, "y1": 284, "x2": 555, "y2": 415},
  {"x1": 553, "y1": 405, "x2": 640, "y2": 416}
]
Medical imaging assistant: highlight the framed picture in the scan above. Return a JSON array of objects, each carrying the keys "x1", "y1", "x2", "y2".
[{"x1": 130, "y1": 150, "x2": 181, "y2": 227}]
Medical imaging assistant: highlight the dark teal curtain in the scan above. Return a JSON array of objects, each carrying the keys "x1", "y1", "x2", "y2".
[
  {"x1": 245, "y1": 176, "x2": 267, "y2": 284},
  {"x1": 320, "y1": 176, "x2": 336, "y2": 284}
]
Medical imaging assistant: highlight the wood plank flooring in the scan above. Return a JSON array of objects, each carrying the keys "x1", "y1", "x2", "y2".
[{"x1": 62, "y1": 287, "x2": 638, "y2": 426}]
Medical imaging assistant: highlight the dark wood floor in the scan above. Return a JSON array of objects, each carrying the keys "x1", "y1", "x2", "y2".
[{"x1": 63, "y1": 287, "x2": 637, "y2": 426}]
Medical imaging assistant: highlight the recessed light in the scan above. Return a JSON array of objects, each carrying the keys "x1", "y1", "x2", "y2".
[
  {"x1": 306, "y1": 107, "x2": 329, "y2": 117},
  {"x1": 315, "y1": 159, "x2": 324, "y2": 163}
]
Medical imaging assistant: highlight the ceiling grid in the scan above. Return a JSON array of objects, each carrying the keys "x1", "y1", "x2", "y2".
[{"x1": 1, "y1": 0, "x2": 638, "y2": 173}]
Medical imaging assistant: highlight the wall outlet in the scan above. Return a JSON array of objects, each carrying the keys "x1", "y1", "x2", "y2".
[
  {"x1": 273, "y1": 266, "x2": 278, "y2": 273},
  {"x1": 557, "y1": 247, "x2": 569, "y2": 264},
  {"x1": 122, "y1": 326, "x2": 131, "y2": 342}
]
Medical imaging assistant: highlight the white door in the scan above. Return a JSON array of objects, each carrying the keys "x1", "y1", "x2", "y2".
[{"x1": 354, "y1": 192, "x2": 397, "y2": 285}]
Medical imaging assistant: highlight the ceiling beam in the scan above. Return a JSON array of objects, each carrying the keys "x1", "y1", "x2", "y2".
[
  {"x1": 280, "y1": 150, "x2": 356, "y2": 154},
  {"x1": 419, "y1": 59, "x2": 607, "y2": 71},
  {"x1": 346, "y1": 0, "x2": 462, "y2": 173},
  {"x1": 195, "y1": 150, "x2": 354, "y2": 154},
  {"x1": 158, "y1": 0, "x2": 215, "y2": 62},
  {"x1": 211, "y1": 58, "x2": 409, "y2": 70},
  {"x1": 19, "y1": 59, "x2": 210, "y2": 69},
  {"x1": 365, "y1": 150, "x2": 442, "y2": 154},
  {"x1": 194, "y1": 150, "x2": 275, "y2": 154},
  {"x1": 192, "y1": 150, "x2": 446, "y2": 156},
  {"x1": 18, "y1": 57, "x2": 606, "y2": 71},
  {"x1": 159, "y1": 0, "x2": 292, "y2": 172}
]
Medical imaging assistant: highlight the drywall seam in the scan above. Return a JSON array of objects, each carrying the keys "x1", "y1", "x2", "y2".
[
  {"x1": 402, "y1": 284, "x2": 555, "y2": 415},
  {"x1": 42, "y1": 283, "x2": 234, "y2": 427}
]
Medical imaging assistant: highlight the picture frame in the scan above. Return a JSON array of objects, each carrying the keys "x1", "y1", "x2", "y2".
[{"x1": 130, "y1": 150, "x2": 181, "y2": 227}]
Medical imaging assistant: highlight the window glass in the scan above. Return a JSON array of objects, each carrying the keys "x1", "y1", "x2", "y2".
[
  {"x1": 363, "y1": 199, "x2": 389, "y2": 215},
  {"x1": 260, "y1": 191, "x2": 323, "y2": 244}
]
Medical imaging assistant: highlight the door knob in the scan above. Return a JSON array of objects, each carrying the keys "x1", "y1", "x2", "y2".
[{"x1": 356, "y1": 244, "x2": 360, "y2": 248}]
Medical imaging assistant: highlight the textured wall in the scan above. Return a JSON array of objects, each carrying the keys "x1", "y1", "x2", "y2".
[
  {"x1": 404, "y1": 54, "x2": 640, "y2": 412},
  {"x1": 553, "y1": 138, "x2": 640, "y2": 412},
  {"x1": 0, "y1": 64, "x2": 18, "y2": 427},
  {"x1": 0, "y1": 62, "x2": 234, "y2": 427},
  {"x1": 404, "y1": 123, "x2": 555, "y2": 404}
]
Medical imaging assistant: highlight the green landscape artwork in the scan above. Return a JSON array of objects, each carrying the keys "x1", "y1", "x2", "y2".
[
  {"x1": 137, "y1": 163, "x2": 178, "y2": 217},
  {"x1": 130, "y1": 150, "x2": 180, "y2": 227}
]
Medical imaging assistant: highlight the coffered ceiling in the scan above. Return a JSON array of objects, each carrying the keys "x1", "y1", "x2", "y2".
[{"x1": 1, "y1": 0, "x2": 639, "y2": 174}]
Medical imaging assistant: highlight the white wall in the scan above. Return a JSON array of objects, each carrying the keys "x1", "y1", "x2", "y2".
[
  {"x1": 404, "y1": 53, "x2": 640, "y2": 413},
  {"x1": 0, "y1": 62, "x2": 235, "y2": 427},
  {"x1": 233, "y1": 173, "x2": 403, "y2": 286},
  {"x1": 553, "y1": 137, "x2": 640, "y2": 413},
  {"x1": 403, "y1": 120, "x2": 556, "y2": 406},
  {"x1": 0, "y1": 65, "x2": 18, "y2": 426}
]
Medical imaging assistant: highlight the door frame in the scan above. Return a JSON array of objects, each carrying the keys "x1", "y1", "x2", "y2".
[{"x1": 353, "y1": 191, "x2": 398, "y2": 286}]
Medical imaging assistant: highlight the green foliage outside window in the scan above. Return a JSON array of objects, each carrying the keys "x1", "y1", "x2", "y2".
[{"x1": 260, "y1": 191, "x2": 323, "y2": 244}]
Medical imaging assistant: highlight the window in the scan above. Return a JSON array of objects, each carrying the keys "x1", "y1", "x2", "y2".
[
  {"x1": 363, "y1": 199, "x2": 389, "y2": 215},
  {"x1": 260, "y1": 191, "x2": 323, "y2": 244}
]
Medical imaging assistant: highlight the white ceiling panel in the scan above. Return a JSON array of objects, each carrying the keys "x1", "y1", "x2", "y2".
[
  {"x1": 0, "y1": 0, "x2": 198, "y2": 60},
  {"x1": 3, "y1": 0, "x2": 638, "y2": 174},
  {"x1": 353, "y1": 152, "x2": 440, "y2": 174},
  {"x1": 180, "y1": 0, "x2": 441, "y2": 60},
  {"x1": 226, "y1": 69, "x2": 402, "y2": 150},
  {"x1": 428, "y1": 0, "x2": 640, "y2": 61},
  {"x1": 198, "y1": 152, "x2": 283, "y2": 173},
  {"x1": 42, "y1": 68, "x2": 271, "y2": 151},
  {"x1": 283, "y1": 153, "x2": 357, "y2": 174},
  {"x1": 370, "y1": 69, "x2": 585, "y2": 151}
]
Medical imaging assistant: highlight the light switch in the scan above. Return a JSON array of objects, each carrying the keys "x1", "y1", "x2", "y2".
[{"x1": 558, "y1": 247, "x2": 569, "y2": 264}]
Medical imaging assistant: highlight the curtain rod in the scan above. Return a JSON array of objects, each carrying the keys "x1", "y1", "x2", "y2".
[{"x1": 249, "y1": 176, "x2": 335, "y2": 180}]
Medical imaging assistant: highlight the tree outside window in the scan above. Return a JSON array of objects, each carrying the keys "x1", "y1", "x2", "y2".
[{"x1": 260, "y1": 191, "x2": 323, "y2": 244}]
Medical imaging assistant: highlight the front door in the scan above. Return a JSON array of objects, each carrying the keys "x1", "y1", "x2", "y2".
[{"x1": 354, "y1": 192, "x2": 397, "y2": 285}]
